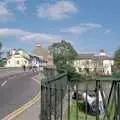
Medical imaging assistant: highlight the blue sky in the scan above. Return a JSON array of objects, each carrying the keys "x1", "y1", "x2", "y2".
[{"x1": 0, "y1": 0, "x2": 120, "y2": 55}]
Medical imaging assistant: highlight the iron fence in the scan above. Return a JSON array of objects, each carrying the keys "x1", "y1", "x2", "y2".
[{"x1": 41, "y1": 72, "x2": 120, "y2": 120}]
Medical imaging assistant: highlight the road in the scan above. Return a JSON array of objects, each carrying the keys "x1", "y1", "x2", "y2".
[
  {"x1": 0, "y1": 72, "x2": 40, "y2": 119},
  {"x1": 0, "y1": 68, "x2": 26, "y2": 79}
]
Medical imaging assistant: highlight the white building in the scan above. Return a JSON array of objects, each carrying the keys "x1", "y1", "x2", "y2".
[
  {"x1": 6, "y1": 49, "x2": 30, "y2": 67},
  {"x1": 74, "y1": 49, "x2": 114, "y2": 75}
]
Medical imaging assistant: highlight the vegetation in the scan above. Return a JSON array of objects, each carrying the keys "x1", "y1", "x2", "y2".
[
  {"x1": 114, "y1": 48, "x2": 120, "y2": 69},
  {"x1": 0, "y1": 41, "x2": 2, "y2": 58},
  {"x1": 49, "y1": 40, "x2": 77, "y2": 68},
  {"x1": 0, "y1": 42, "x2": 2, "y2": 50},
  {"x1": 49, "y1": 40, "x2": 81, "y2": 81},
  {"x1": 112, "y1": 48, "x2": 120, "y2": 77},
  {"x1": 0, "y1": 41, "x2": 4, "y2": 67},
  {"x1": 6, "y1": 51, "x2": 11, "y2": 57},
  {"x1": 0, "y1": 59, "x2": 6, "y2": 67},
  {"x1": 70, "y1": 101, "x2": 96, "y2": 120},
  {"x1": 70, "y1": 100, "x2": 116, "y2": 120}
]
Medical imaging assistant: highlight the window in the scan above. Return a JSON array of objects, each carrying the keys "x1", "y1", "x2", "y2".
[
  {"x1": 84, "y1": 68, "x2": 89, "y2": 73},
  {"x1": 79, "y1": 68, "x2": 82, "y2": 72},
  {"x1": 25, "y1": 61, "x2": 27, "y2": 64},
  {"x1": 8, "y1": 60, "x2": 10, "y2": 64},
  {"x1": 86, "y1": 60, "x2": 89, "y2": 65},
  {"x1": 17, "y1": 60, "x2": 19, "y2": 64}
]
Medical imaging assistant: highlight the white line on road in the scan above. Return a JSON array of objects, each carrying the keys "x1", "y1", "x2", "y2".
[{"x1": 1, "y1": 81, "x2": 7, "y2": 87}]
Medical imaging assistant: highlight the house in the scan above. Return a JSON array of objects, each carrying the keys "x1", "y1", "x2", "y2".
[
  {"x1": 32, "y1": 44, "x2": 55, "y2": 68},
  {"x1": 5, "y1": 49, "x2": 30, "y2": 67},
  {"x1": 29, "y1": 55, "x2": 47, "y2": 67},
  {"x1": 74, "y1": 49, "x2": 114, "y2": 75}
]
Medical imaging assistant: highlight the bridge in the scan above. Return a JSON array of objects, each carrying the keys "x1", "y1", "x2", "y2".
[{"x1": 41, "y1": 71, "x2": 120, "y2": 120}]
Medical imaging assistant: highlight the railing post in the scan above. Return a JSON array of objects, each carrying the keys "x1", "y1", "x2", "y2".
[
  {"x1": 117, "y1": 81, "x2": 120, "y2": 120},
  {"x1": 46, "y1": 83, "x2": 49, "y2": 120},
  {"x1": 68, "y1": 82, "x2": 70, "y2": 120},
  {"x1": 54, "y1": 84, "x2": 57, "y2": 120},
  {"x1": 107, "y1": 81, "x2": 114, "y2": 105},
  {"x1": 85, "y1": 83, "x2": 88, "y2": 120},
  {"x1": 114, "y1": 81, "x2": 117, "y2": 120},
  {"x1": 41, "y1": 84, "x2": 45, "y2": 120},
  {"x1": 96, "y1": 80, "x2": 99, "y2": 120},
  {"x1": 99, "y1": 82, "x2": 109, "y2": 120},
  {"x1": 103, "y1": 81, "x2": 115, "y2": 120},
  {"x1": 76, "y1": 82, "x2": 78, "y2": 120},
  {"x1": 60, "y1": 84, "x2": 63, "y2": 120},
  {"x1": 49, "y1": 82, "x2": 52, "y2": 120}
]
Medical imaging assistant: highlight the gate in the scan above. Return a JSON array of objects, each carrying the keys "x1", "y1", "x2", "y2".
[{"x1": 41, "y1": 72, "x2": 120, "y2": 120}]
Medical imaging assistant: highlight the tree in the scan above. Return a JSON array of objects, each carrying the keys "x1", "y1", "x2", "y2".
[
  {"x1": 6, "y1": 51, "x2": 11, "y2": 57},
  {"x1": 0, "y1": 42, "x2": 2, "y2": 50},
  {"x1": 114, "y1": 48, "x2": 120, "y2": 69},
  {"x1": 49, "y1": 40, "x2": 83, "y2": 81},
  {"x1": 112, "y1": 48, "x2": 120, "y2": 77},
  {"x1": 0, "y1": 41, "x2": 2, "y2": 58},
  {"x1": 49, "y1": 40, "x2": 77, "y2": 71}
]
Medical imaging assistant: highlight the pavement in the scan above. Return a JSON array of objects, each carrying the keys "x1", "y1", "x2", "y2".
[{"x1": 0, "y1": 71, "x2": 40, "y2": 120}]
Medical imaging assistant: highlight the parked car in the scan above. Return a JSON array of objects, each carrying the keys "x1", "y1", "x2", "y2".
[{"x1": 72, "y1": 89, "x2": 105, "y2": 115}]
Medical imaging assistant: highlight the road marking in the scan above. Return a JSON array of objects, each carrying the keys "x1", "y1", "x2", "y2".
[
  {"x1": 2, "y1": 92, "x2": 40, "y2": 120},
  {"x1": 2, "y1": 76, "x2": 41, "y2": 120},
  {"x1": 32, "y1": 77, "x2": 40, "y2": 85},
  {"x1": 1, "y1": 81, "x2": 7, "y2": 87}
]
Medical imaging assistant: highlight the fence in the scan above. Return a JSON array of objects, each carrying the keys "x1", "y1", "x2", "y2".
[{"x1": 41, "y1": 72, "x2": 120, "y2": 120}]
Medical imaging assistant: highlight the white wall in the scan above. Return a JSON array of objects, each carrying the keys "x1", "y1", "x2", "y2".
[
  {"x1": 103, "y1": 60, "x2": 114, "y2": 75},
  {"x1": 6, "y1": 56, "x2": 29, "y2": 67},
  {"x1": 74, "y1": 59, "x2": 114, "y2": 75}
]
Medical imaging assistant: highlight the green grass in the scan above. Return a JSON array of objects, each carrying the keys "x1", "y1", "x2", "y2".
[
  {"x1": 104, "y1": 103, "x2": 115, "y2": 120},
  {"x1": 69, "y1": 100, "x2": 96, "y2": 120},
  {"x1": 69, "y1": 100, "x2": 115, "y2": 120}
]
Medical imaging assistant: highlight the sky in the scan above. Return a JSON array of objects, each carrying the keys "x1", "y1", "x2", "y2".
[{"x1": 0, "y1": 0, "x2": 120, "y2": 55}]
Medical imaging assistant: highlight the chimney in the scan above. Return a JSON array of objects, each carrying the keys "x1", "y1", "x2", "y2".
[{"x1": 99, "y1": 49, "x2": 107, "y2": 56}]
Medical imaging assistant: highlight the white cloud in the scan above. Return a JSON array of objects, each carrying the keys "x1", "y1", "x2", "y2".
[
  {"x1": 5, "y1": 0, "x2": 27, "y2": 4},
  {"x1": 0, "y1": 28, "x2": 29, "y2": 36},
  {"x1": 104, "y1": 29, "x2": 111, "y2": 34},
  {"x1": 37, "y1": 1, "x2": 78, "y2": 20},
  {"x1": 5, "y1": 0, "x2": 27, "y2": 12},
  {"x1": 62, "y1": 23, "x2": 103, "y2": 34},
  {"x1": 0, "y1": 28, "x2": 62, "y2": 44},
  {"x1": 0, "y1": 2, "x2": 13, "y2": 20},
  {"x1": 16, "y1": 4, "x2": 26, "y2": 12}
]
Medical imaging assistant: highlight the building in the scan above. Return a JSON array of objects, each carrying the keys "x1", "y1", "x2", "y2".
[
  {"x1": 29, "y1": 55, "x2": 47, "y2": 67},
  {"x1": 74, "y1": 49, "x2": 114, "y2": 75},
  {"x1": 32, "y1": 44, "x2": 55, "y2": 68},
  {"x1": 5, "y1": 49, "x2": 30, "y2": 67}
]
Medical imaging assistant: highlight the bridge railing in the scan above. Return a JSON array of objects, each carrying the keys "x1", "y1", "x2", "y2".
[{"x1": 41, "y1": 72, "x2": 120, "y2": 120}]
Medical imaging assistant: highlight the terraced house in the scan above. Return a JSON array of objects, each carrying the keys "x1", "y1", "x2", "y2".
[{"x1": 74, "y1": 49, "x2": 114, "y2": 75}]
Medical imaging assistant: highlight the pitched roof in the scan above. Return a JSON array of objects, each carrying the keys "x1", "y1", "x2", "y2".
[
  {"x1": 78, "y1": 53, "x2": 113, "y2": 60},
  {"x1": 93, "y1": 55, "x2": 114, "y2": 60},
  {"x1": 78, "y1": 53, "x2": 94, "y2": 59}
]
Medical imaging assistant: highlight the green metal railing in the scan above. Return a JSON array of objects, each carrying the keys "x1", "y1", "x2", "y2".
[{"x1": 41, "y1": 71, "x2": 120, "y2": 120}]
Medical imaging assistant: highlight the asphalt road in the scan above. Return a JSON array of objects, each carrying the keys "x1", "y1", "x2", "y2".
[
  {"x1": 0, "y1": 68, "x2": 27, "y2": 79},
  {"x1": 0, "y1": 72, "x2": 40, "y2": 119}
]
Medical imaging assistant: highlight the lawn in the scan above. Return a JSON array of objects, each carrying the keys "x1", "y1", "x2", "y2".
[
  {"x1": 69, "y1": 100, "x2": 115, "y2": 120},
  {"x1": 69, "y1": 100, "x2": 96, "y2": 120}
]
